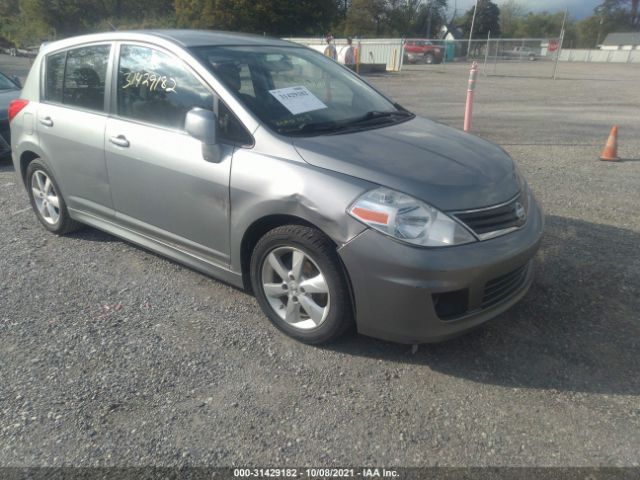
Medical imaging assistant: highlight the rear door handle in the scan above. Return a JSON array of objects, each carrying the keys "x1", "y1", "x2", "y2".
[
  {"x1": 39, "y1": 117, "x2": 53, "y2": 127},
  {"x1": 109, "y1": 135, "x2": 130, "y2": 148}
]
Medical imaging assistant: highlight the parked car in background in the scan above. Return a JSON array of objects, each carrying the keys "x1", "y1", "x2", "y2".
[
  {"x1": 20, "y1": 45, "x2": 40, "y2": 58},
  {"x1": 6, "y1": 45, "x2": 40, "y2": 58},
  {"x1": 0, "y1": 70, "x2": 21, "y2": 158},
  {"x1": 502, "y1": 46, "x2": 540, "y2": 61},
  {"x1": 9, "y1": 30, "x2": 543, "y2": 345},
  {"x1": 403, "y1": 39, "x2": 444, "y2": 64}
]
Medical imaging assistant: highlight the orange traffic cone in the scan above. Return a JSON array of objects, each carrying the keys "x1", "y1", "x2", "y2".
[{"x1": 600, "y1": 126, "x2": 620, "y2": 161}]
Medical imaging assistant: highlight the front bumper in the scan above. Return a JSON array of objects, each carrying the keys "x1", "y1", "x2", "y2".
[{"x1": 338, "y1": 195, "x2": 544, "y2": 344}]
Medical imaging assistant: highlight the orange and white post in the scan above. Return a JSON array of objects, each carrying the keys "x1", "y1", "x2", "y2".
[{"x1": 463, "y1": 61, "x2": 479, "y2": 133}]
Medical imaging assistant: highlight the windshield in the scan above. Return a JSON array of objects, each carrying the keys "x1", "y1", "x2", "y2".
[
  {"x1": 191, "y1": 45, "x2": 411, "y2": 136},
  {"x1": 0, "y1": 72, "x2": 17, "y2": 90}
]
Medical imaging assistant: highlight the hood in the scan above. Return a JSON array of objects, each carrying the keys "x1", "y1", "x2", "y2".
[
  {"x1": 293, "y1": 116, "x2": 519, "y2": 211},
  {"x1": 0, "y1": 89, "x2": 20, "y2": 121}
]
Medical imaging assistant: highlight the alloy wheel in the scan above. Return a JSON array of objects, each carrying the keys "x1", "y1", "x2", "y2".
[
  {"x1": 260, "y1": 246, "x2": 331, "y2": 330},
  {"x1": 31, "y1": 170, "x2": 60, "y2": 225}
]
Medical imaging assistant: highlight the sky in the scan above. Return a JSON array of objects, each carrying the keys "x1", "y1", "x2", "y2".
[{"x1": 449, "y1": 0, "x2": 601, "y2": 20}]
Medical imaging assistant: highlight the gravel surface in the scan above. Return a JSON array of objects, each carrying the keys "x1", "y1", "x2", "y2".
[{"x1": 1, "y1": 59, "x2": 639, "y2": 467}]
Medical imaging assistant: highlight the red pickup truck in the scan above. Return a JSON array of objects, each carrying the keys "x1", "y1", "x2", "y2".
[{"x1": 403, "y1": 40, "x2": 444, "y2": 64}]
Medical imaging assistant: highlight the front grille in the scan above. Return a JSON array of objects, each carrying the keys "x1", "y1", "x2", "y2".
[
  {"x1": 482, "y1": 264, "x2": 529, "y2": 309},
  {"x1": 454, "y1": 192, "x2": 528, "y2": 239}
]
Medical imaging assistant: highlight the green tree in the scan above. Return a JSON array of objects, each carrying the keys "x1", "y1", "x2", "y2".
[
  {"x1": 343, "y1": 0, "x2": 387, "y2": 36},
  {"x1": 512, "y1": 12, "x2": 567, "y2": 38},
  {"x1": 575, "y1": 15, "x2": 603, "y2": 47},
  {"x1": 596, "y1": 0, "x2": 639, "y2": 27},
  {"x1": 461, "y1": 0, "x2": 501, "y2": 38},
  {"x1": 569, "y1": 0, "x2": 640, "y2": 48},
  {"x1": 343, "y1": 0, "x2": 448, "y2": 37},
  {"x1": 175, "y1": 0, "x2": 340, "y2": 36},
  {"x1": 499, "y1": 0, "x2": 524, "y2": 37},
  {"x1": 2, "y1": 0, "x2": 174, "y2": 45},
  {"x1": 411, "y1": 0, "x2": 448, "y2": 37}
]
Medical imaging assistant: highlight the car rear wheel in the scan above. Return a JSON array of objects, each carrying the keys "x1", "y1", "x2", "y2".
[
  {"x1": 424, "y1": 53, "x2": 435, "y2": 64},
  {"x1": 250, "y1": 225, "x2": 353, "y2": 344},
  {"x1": 26, "y1": 159, "x2": 81, "y2": 234}
]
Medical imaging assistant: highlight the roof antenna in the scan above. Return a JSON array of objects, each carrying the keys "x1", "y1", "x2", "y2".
[{"x1": 107, "y1": 21, "x2": 118, "y2": 31}]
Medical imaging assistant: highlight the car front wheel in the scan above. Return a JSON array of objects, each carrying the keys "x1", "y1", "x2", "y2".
[{"x1": 250, "y1": 225, "x2": 353, "y2": 344}]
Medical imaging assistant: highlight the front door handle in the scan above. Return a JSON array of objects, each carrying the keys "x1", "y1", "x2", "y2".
[
  {"x1": 39, "y1": 117, "x2": 53, "y2": 127},
  {"x1": 109, "y1": 135, "x2": 130, "y2": 148}
]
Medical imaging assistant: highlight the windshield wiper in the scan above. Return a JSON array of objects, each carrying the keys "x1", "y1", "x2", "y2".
[
  {"x1": 279, "y1": 121, "x2": 348, "y2": 136},
  {"x1": 346, "y1": 110, "x2": 414, "y2": 126},
  {"x1": 279, "y1": 110, "x2": 414, "y2": 136}
]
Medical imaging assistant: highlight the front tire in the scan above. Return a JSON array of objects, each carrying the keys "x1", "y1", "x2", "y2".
[
  {"x1": 26, "y1": 159, "x2": 81, "y2": 234},
  {"x1": 250, "y1": 225, "x2": 353, "y2": 344}
]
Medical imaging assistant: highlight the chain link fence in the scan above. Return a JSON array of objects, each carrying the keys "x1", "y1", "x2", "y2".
[
  {"x1": 402, "y1": 38, "x2": 559, "y2": 77},
  {"x1": 286, "y1": 36, "x2": 638, "y2": 78}
]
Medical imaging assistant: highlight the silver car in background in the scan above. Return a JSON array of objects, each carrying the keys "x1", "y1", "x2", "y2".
[{"x1": 9, "y1": 30, "x2": 543, "y2": 344}]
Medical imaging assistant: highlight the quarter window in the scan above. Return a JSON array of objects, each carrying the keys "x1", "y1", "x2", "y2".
[
  {"x1": 45, "y1": 52, "x2": 66, "y2": 103},
  {"x1": 117, "y1": 45, "x2": 213, "y2": 130}
]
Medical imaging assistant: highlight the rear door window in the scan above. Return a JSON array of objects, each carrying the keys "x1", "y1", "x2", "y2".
[
  {"x1": 62, "y1": 45, "x2": 111, "y2": 112},
  {"x1": 44, "y1": 45, "x2": 111, "y2": 112}
]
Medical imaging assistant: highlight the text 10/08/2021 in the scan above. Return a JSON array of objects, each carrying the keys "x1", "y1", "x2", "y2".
[{"x1": 233, "y1": 468, "x2": 400, "y2": 478}]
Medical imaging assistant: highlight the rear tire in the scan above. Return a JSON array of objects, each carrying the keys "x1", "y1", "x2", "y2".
[
  {"x1": 250, "y1": 225, "x2": 353, "y2": 344},
  {"x1": 25, "y1": 159, "x2": 82, "y2": 234},
  {"x1": 424, "y1": 53, "x2": 435, "y2": 64}
]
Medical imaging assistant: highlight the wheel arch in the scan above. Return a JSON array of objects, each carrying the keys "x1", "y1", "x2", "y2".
[
  {"x1": 240, "y1": 214, "x2": 326, "y2": 291},
  {"x1": 239, "y1": 214, "x2": 358, "y2": 320},
  {"x1": 19, "y1": 150, "x2": 40, "y2": 183}
]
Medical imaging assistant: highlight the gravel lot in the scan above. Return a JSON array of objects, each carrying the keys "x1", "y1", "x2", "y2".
[{"x1": 1, "y1": 57, "x2": 639, "y2": 467}]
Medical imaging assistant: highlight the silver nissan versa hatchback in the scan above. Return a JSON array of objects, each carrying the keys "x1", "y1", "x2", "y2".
[{"x1": 10, "y1": 30, "x2": 543, "y2": 344}]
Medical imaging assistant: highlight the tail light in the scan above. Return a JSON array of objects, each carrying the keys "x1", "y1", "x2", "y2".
[{"x1": 8, "y1": 99, "x2": 29, "y2": 122}]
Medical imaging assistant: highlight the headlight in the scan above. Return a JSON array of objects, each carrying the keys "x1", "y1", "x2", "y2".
[{"x1": 348, "y1": 187, "x2": 476, "y2": 247}]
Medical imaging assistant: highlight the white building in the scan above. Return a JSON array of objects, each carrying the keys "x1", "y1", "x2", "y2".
[{"x1": 600, "y1": 32, "x2": 640, "y2": 50}]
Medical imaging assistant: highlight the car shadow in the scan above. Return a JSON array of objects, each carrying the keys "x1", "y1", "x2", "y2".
[
  {"x1": 325, "y1": 215, "x2": 640, "y2": 396},
  {"x1": 66, "y1": 228, "x2": 120, "y2": 243},
  {"x1": 0, "y1": 157, "x2": 15, "y2": 172}
]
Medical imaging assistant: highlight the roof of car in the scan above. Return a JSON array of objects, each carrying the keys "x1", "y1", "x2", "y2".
[
  {"x1": 40, "y1": 29, "x2": 296, "y2": 54},
  {"x1": 138, "y1": 29, "x2": 294, "y2": 47}
]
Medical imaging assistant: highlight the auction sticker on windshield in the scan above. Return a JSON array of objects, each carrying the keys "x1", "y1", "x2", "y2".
[{"x1": 269, "y1": 86, "x2": 327, "y2": 115}]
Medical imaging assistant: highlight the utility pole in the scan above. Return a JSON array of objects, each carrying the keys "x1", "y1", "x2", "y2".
[
  {"x1": 553, "y1": 8, "x2": 568, "y2": 80},
  {"x1": 467, "y1": 0, "x2": 479, "y2": 59},
  {"x1": 426, "y1": 1, "x2": 433, "y2": 39}
]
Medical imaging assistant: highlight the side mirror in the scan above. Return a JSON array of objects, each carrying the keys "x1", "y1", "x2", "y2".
[
  {"x1": 185, "y1": 107, "x2": 221, "y2": 163},
  {"x1": 185, "y1": 107, "x2": 216, "y2": 145},
  {"x1": 11, "y1": 76, "x2": 21, "y2": 88}
]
